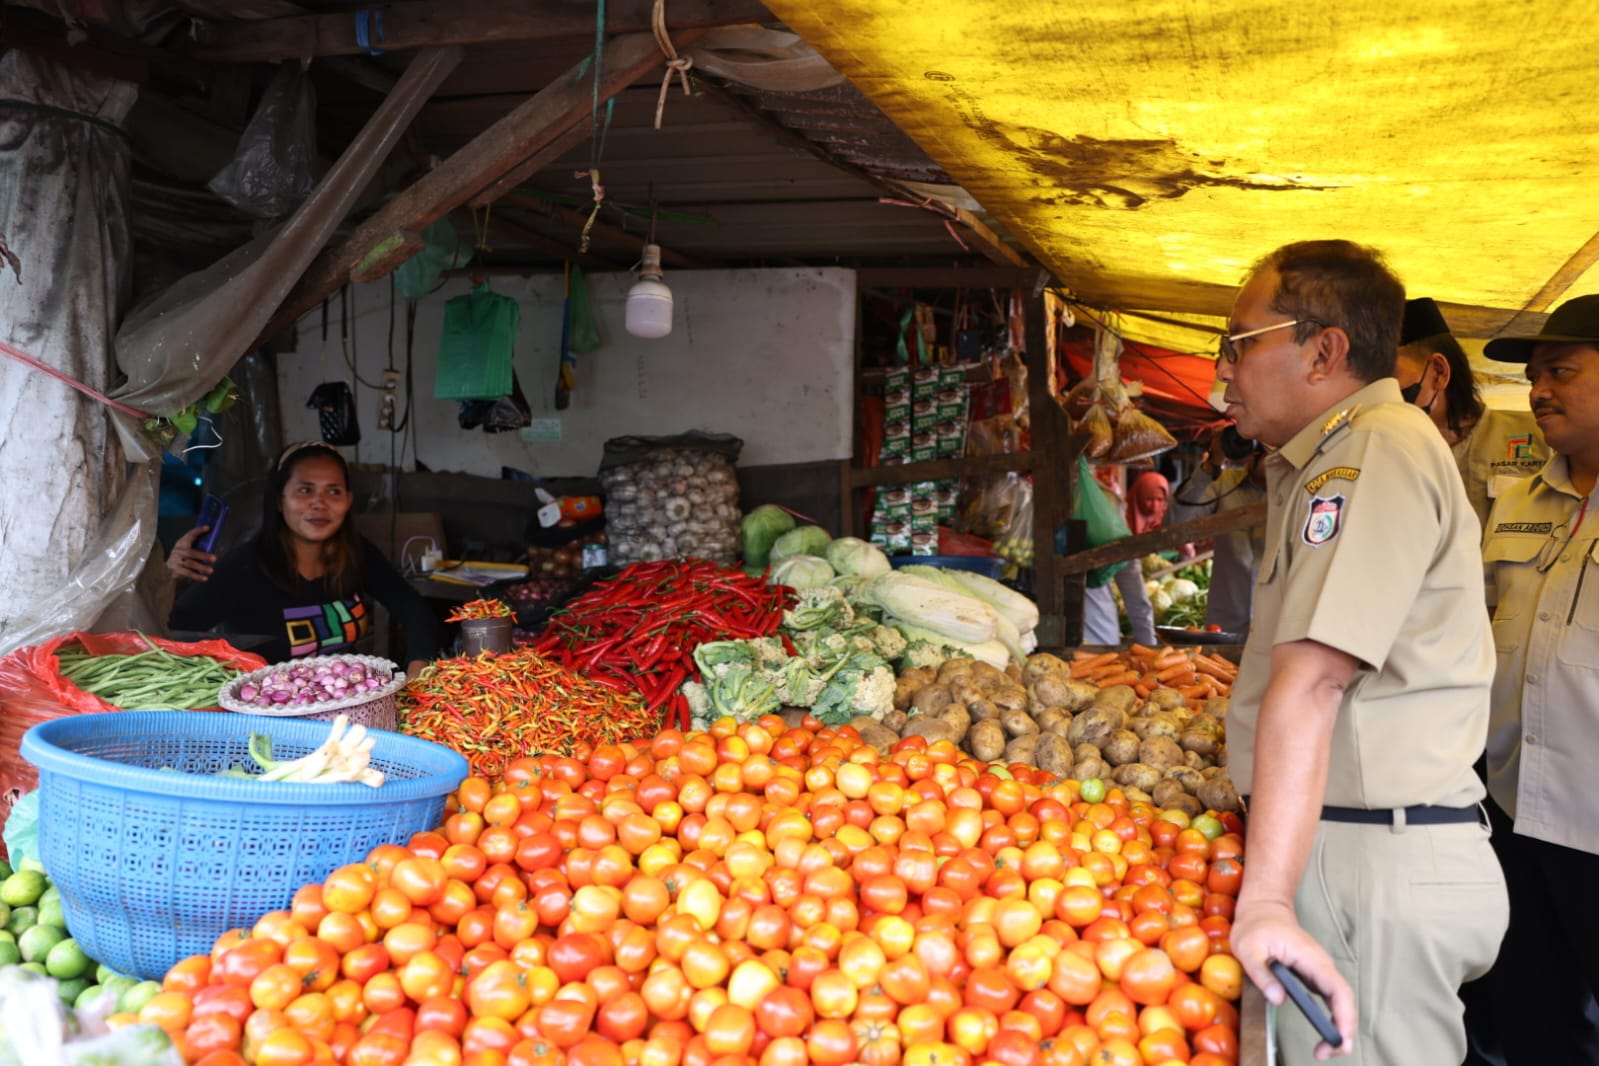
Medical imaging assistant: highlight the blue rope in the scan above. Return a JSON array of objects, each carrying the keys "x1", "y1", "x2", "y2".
[
  {"x1": 355, "y1": 9, "x2": 385, "y2": 56},
  {"x1": 590, "y1": 0, "x2": 605, "y2": 169}
]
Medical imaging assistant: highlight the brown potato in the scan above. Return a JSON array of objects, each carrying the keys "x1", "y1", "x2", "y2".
[
  {"x1": 1165, "y1": 766, "x2": 1205, "y2": 792},
  {"x1": 1185, "y1": 749, "x2": 1208, "y2": 770},
  {"x1": 969, "y1": 661, "x2": 1007, "y2": 691},
  {"x1": 1066, "y1": 706, "x2": 1126, "y2": 749},
  {"x1": 1001, "y1": 709, "x2": 1040, "y2": 738},
  {"x1": 1201, "y1": 765, "x2": 1223, "y2": 779},
  {"x1": 1204, "y1": 696, "x2": 1230, "y2": 719},
  {"x1": 1165, "y1": 792, "x2": 1204, "y2": 818},
  {"x1": 1101, "y1": 729, "x2": 1141, "y2": 766},
  {"x1": 894, "y1": 676, "x2": 925, "y2": 711},
  {"x1": 857, "y1": 722, "x2": 900, "y2": 755},
  {"x1": 1092, "y1": 685, "x2": 1140, "y2": 716},
  {"x1": 1197, "y1": 775, "x2": 1242, "y2": 814},
  {"x1": 1114, "y1": 762, "x2": 1162, "y2": 792},
  {"x1": 1139, "y1": 736, "x2": 1186, "y2": 772},
  {"x1": 1179, "y1": 731, "x2": 1219, "y2": 757},
  {"x1": 967, "y1": 720, "x2": 1007, "y2": 762},
  {"x1": 902, "y1": 717, "x2": 958, "y2": 744},
  {"x1": 1022, "y1": 653, "x2": 1071, "y2": 686},
  {"x1": 1005, "y1": 662, "x2": 1024, "y2": 683},
  {"x1": 949, "y1": 675, "x2": 986, "y2": 708},
  {"x1": 1004, "y1": 735, "x2": 1038, "y2": 765},
  {"x1": 990, "y1": 684, "x2": 1029, "y2": 715},
  {"x1": 1062, "y1": 680, "x2": 1101, "y2": 712},
  {"x1": 937, "y1": 659, "x2": 975, "y2": 685},
  {"x1": 938, "y1": 703, "x2": 972, "y2": 740},
  {"x1": 1074, "y1": 742, "x2": 1103, "y2": 764},
  {"x1": 1151, "y1": 778, "x2": 1191, "y2": 810},
  {"x1": 966, "y1": 698, "x2": 1001, "y2": 722},
  {"x1": 1028, "y1": 674, "x2": 1078, "y2": 714},
  {"x1": 1035, "y1": 734, "x2": 1074, "y2": 778},
  {"x1": 1130, "y1": 713, "x2": 1182, "y2": 742},
  {"x1": 902, "y1": 667, "x2": 938, "y2": 686},
  {"x1": 881, "y1": 709, "x2": 908, "y2": 734},
  {"x1": 1215, "y1": 746, "x2": 1228, "y2": 767},
  {"x1": 1145, "y1": 687, "x2": 1187, "y2": 712},
  {"x1": 910, "y1": 684, "x2": 953, "y2": 716},
  {"x1": 1071, "y1": 756, "x2": 1107, "y2": 782},
  {"x1": 1034, "y1": 708, "x2": 1070, "y2": 734}
]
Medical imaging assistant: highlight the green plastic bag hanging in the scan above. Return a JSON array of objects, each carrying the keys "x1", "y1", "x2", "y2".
[
  {"x1": 435, "y1": 282, "x2": 519, "y2": 400},
  {"x1": 1066, "y1": 455, "x2": 1133, "y2": 588},
  {"x1": 394, "y1": 219, "x2": 469, "y2": 299}
]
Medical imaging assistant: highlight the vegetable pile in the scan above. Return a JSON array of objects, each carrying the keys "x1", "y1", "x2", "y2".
[
  {"x1": 55, "y1": 639, "x2": 242, "y2": 711},
  {"x1": 125, "y1": 719, "x2": 1247, "y2": 1066},
  {"x1": 217, "y1": 716, "x2": 385, "y2": 787},
  {"x1": 228, "y1": 658, "x2": 394, "y2": 710},
  {"x1": 399, "y1": 650, "x2": 662, "y2": 777},
  {"x1": 532, "y1": 560, "x2": 793, "y2": 730},
  {"x1": 1141, "y1": 557, "x2": 1212, "y2": 629}
]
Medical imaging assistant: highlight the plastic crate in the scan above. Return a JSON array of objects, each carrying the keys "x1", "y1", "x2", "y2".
[{"x1": 20, "y1": 711, "x2": 468, "y2": 980}]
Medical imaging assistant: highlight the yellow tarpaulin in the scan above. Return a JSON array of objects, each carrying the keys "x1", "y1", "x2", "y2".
[{"x1": 764, "y1": 0, "x2": 1599, "y2": 351}]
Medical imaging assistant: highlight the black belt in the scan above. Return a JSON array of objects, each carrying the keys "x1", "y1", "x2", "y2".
[{"x1": 1241, "y1": 798, "x2": 1480, "y2": 825}]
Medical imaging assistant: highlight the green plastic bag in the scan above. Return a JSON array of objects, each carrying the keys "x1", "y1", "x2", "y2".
[
  {"x1": 435, "y1": 282, "x2": 519, "y2": 400},
  {"x1": 1069, "y1": 456, "x2": 1132, "y2": 588},
  {"x1": 394, "y1": 218, "x2": 470, "y2": 299},
  {"x1": 2, "y1": 791, "x2": 38, "y2": 869}
]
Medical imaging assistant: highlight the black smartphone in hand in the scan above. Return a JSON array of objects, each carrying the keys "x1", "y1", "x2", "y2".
[
  {"x1": 1270, "y1": 960, "x2": 1343, "y2": 1048},
  {"x1": 195, "y1": 493, "x2": 228, "y2": 554}
]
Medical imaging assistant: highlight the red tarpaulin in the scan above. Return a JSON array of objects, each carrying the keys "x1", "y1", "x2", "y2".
[{"x1": 1058, "y1": 340, "x2": 1224, "y2": 442}]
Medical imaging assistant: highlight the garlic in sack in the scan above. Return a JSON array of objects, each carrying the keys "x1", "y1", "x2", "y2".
[{"x1": 599, "y1": 446, "x2": 742, "y2": 564}]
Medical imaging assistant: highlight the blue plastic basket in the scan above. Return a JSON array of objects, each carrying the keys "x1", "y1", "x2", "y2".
[
  {"x1": 889, "y1": 554, "x2": 1006, "y2": 579},
  {"x1": 20, "y1": 711, "x2": 468, "y2": 980}
]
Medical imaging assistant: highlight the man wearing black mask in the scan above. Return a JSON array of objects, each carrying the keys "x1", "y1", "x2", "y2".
[{"x1": 1397, "y1": 298, "x2": 1547, "y2": 526}]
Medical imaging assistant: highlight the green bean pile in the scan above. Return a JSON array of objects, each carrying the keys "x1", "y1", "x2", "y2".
[{"x1": 55, "y1": 636, "x2": 243, "y2": 709}]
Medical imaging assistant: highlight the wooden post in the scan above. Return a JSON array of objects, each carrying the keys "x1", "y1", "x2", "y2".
[{"x1": 1024, "y1": 293, "x2": 1067, "y2": 646}]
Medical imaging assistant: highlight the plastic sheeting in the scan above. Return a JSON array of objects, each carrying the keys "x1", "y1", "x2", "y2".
[
  {"x1": 764, "y1": 0, "x2": 1599, "y2": 348},
  {"x1": 0, "y1": 46, "x2": 462, "y2": 656}
]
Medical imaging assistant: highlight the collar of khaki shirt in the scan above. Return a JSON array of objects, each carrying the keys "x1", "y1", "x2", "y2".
[
  {"x1": 1274, "y1": 377, "x2": 1404, "y2": 471},
  {"x1": 1524, "y1": 452, "x2": 1582, "y2": 500}
]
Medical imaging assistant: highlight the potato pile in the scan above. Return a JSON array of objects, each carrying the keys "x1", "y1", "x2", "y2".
[{"x1": 847, "y1": 651, "x2": 1240, "y2": 816}]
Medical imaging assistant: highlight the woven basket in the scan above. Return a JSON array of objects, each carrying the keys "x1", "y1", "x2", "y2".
[{"x1": 218, "y1": 655, "x2": 406, "y2": 732}]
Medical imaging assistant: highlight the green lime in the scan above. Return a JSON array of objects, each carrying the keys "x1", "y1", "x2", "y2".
[
  {"x1": 1078, "y1": 777, "x2": 1107, "y2": 803},
  {"x1": 17, "y1": 923, "x2": 66, "y2": 963},
  {"x1": 6, "y1": 906, "x2": 38, "y2": 936},
  {"x1": 18, "y1": 962, "x2": 47, "y2": 978},
  {"x1": 0, "y1": 941, "x2": 20, "y2": 966},
  {"x1": 97, "y1": 962, "x2": 128, "y2": 985},
  {"x1": 44, "y1": 937, "x2": 91, "y2": 980},
  {"x1": 0, "y1": 929, "x2": 15, "y2": 944},
  {"x1": 0, "y1": 870, "x2": 47, "y2": 908},
  {"x1": 55, "y1": 976, "x2": 89, "y2": 1007},
  {"x1": 118, "y1": 979, "x2": 161, "y2": 1014},
  {"x1": 76, "y1": 983, "x2": 115, "y2": 1011},
  {"x1": 38, "y1": 886, "x2": 59, "y2": 907},
  {"x1": 36, "y1": 901, "x2": 64, "y2": 931},
  {"x1": 16, "y1": 858, "x2": 45, "y2": 875},
  {"x1": 0, "y1": 859, "x2": 13, "y2": 880},
  {"x1": 100, "y1": 973, "x2": 136, "y2": 1003}
]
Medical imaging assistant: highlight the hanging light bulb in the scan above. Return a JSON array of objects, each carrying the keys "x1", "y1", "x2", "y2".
[{"x1": 625, "y1": 243, "x2": 673, "y2": 339}]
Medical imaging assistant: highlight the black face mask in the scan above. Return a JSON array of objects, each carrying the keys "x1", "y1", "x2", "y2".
[{"x1": 1400, "y1": 380, "x2": 1423, "y2": 405}]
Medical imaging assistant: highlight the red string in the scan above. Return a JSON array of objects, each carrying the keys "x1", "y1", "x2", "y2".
[{"x1": 0, "y1": 338, "x2": 151, "y2": 419}]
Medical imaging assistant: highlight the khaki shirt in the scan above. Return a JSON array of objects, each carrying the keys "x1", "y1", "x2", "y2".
[
  {"x1": 1454, "y1": 408, "x2": 1548, "y2": 529},
  {"x1": 1483, "y1": 455, "x2": 1599, "y2": 852},
  {"x1": 1227, "y1": 379, "x2": 1494, "y2": 809}
]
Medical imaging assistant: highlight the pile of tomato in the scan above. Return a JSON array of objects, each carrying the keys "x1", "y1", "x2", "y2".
[{"x1": 115, "y1": 715, "x2": 1247, "y2": 1066}]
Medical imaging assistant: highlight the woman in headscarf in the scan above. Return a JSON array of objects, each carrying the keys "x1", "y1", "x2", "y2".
[{"x1": 1080, "y1": 470, "x2": 1165, "y2": 647}]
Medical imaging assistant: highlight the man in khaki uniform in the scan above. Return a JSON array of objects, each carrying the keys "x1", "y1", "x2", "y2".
[
  {"x1": 1397, "y1": 297, "x2": 1548, "y2": 525},
  {"x1": 1216, "y1": 240, "x2": 1507, "y2": 1064},
  {"x1": 1475, "y1": 294, "x2": 1599, "y2": 1064}
]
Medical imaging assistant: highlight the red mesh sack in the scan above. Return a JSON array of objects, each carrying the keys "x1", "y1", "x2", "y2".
[{"x1": 0, "y1": 631, "x2": 268, "y2": 805}]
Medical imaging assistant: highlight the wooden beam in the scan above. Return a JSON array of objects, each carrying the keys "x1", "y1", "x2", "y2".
[
  {"x1": 695, "y1": 74, "x2": 1027, "y2": 268},
  {"x1": 1057, "y1": 500, "x2": 1267, "y2": 576},
  {"x1": 1025, "y1": 294, "x2": 1068, "y2": 643},
  {"x1": 848, "y1": 451, "x2": 1035, "y2": 488},
  {"x1": 350, "y1": 230, "x2": 426, "y2": 282},
  {"x1": 500, "y1": 193, "x2": 709, "y2": 269},
  {"x1": 255, "y1": 30, "x2": 700, "y2": 346},
  {"x1": 469, "y1": 121, "x2": 594, "y2": 207},
  {"x1": 1518, "y1": 228, "x2": 1599, "y2": 315},
  {"x1": 186, "y1": 0, "x2": 771, "y2": 63},
  {"x1": 855, "y1": 266, "x2": 1047, "y2": 291},
  {"x1": 0, "y1": 11, "x2": 149, "y2": 83}
]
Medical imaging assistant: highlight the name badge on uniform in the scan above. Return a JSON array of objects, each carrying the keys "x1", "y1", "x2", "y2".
[{"x1": 1303, "y1": 494, "x2": 1345, "y2": 546}]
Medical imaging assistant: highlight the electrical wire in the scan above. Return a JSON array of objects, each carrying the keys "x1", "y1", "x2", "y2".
[{"x1": 340, "y1": 283, "x2": 386, "y2": 390}]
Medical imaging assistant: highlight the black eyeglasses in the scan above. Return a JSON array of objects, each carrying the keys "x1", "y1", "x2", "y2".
[{"x1": 1218, "y1": 319, "x2": 1320, "y2": 365}]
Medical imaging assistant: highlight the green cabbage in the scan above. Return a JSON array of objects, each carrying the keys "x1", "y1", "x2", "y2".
[
  {"x1": 740, "y1": 505, "x2": 796, "y2": 569},
  {"x1": 770, "y1": 554, "x2": 835, "y2": 589},
  {"x1": 769, "y1": 525, "x2": 832, "y2": 563},
  {"x1": 824, "y1": 537, "x2": 891, "y2": 578}
]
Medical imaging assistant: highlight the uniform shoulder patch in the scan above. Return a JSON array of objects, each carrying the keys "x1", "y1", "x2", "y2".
[
  {"x1": 1304, "y1": 467, "x2": 1360, "y2": 494},
  {"x1": 1321, "y1": 406, "x2": 1360, "y2": 436},
  {"x1": 1303, "y1": 494, "x2": 1345, "y2": 546}
]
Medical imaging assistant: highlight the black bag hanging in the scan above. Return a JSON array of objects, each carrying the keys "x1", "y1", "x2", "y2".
[
  {"x1": 306, "y1": 381, "x2": 361, "y2": 445},
  {"x1": 458, "y1": 369, "x2": 532, "y2": 433}
]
